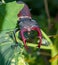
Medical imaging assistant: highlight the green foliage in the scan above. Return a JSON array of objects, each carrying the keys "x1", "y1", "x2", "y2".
[
  {"x1": 0, "y1": 1, "x2": 24, "y2": 31},
  {"x1": 0, "y1": 1, "x2": 58, "y2": 65},
  {"x1": 0, "y1": 1, "x2": 28, "y2": 65}
]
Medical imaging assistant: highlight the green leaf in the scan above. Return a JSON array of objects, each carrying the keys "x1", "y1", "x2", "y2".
[
  {"x1": 0, "y1": 1, "x2": 24, "y2": 32},
  {"x1": 0, "y1": 1, "x2": 28, "y2": 65}
]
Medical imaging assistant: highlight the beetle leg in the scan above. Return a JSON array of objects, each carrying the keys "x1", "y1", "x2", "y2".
[
  {"x1": 31, "y1": 27, "x2": 42, "y2": 48},
  {"x1": 20, "y1": 28, "x2": 28, "y2": 49},
  {"x1": 11, "y1": 28, "x2": 19, "y2": 48}
]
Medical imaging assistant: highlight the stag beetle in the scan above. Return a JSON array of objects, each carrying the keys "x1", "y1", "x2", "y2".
[{"x1": 14, "y1": 1, "x2": 42, "y2": 49}]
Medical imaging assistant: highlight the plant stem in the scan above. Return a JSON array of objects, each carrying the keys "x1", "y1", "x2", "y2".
[{"x1": 44, "y1": 0, "x2": 51, "y2": 32}]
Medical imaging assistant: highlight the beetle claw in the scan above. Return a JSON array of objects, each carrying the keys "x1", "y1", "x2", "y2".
[
  {"x1": 31, "y1": 26, "x2": 42, "y2": 48},
  {"x1": 20, "y1": 28, "x2": 28, "y2": 49},
  {"x1": 20, "y1": 26, "x2": 42, "y2": 49}
]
